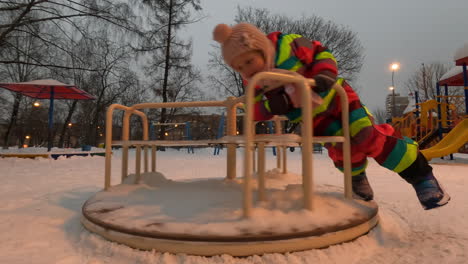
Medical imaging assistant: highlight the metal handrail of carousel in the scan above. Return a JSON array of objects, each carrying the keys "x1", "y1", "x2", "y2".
[{"x1": 103, "y1": 71, "x2": 352, "y2": 219}]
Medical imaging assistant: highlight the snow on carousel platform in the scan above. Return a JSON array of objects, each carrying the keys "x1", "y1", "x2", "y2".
[
  {"x1": 82, "y1": 72, "x2": 379, "y2": 256},
  {"x1": 82, "y1": 171, "x2": 378, "y2": 256}
]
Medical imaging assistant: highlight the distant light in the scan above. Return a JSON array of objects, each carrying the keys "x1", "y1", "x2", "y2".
[
  {"x1": 236, "y1": 131, "x2": 240, "y2": 135},
  {"x1": 68, "y1": 123, "x2": 72, "y2": 127},
  {"x1": 99, "y1": 133, "x2": 103, "y2": 137},
  {"x1": 175, "y1": 124, "x2": 178, "y2": 128},
  {"x1": 165, "y1": 132, "x2": 169, "y2": 136},
  {"x1": 25, "y1": 135, "x2": 30, "y2": 139},
  {"x1": 33, "y1": 102, "x2": 40, "y2": 107},
  {"x1": 390, "y1": 63, "x2": 400, "y2": 71},
  {"x1": 23, "y1": 144, "x2": 28, "y2": 148},
  {"x1": 389, "y1": 86, "x2": 395, "y2": 91}
]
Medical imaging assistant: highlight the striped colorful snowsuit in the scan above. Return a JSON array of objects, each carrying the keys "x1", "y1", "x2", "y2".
[{"x1": 253, "y1": 32, "x2": 430, "y2": 180}]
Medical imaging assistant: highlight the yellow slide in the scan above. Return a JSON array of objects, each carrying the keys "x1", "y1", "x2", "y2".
[{"x1": 421, "y1": 119, "x2": 468, "y2": 160}]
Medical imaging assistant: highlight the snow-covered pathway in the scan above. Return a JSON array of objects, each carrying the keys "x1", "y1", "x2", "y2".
[{"x1": 0, "y1": 148, "x2": 467, "y2": 263}]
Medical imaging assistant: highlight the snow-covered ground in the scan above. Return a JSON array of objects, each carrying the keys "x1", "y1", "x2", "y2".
[{"x1": 0, "y1": 147, "x2": 467, "y2": 264}]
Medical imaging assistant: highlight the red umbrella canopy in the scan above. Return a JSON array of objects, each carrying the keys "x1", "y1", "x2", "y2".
[{"x1": 0, "y1": 79, "x2": 95, "y2": 100}]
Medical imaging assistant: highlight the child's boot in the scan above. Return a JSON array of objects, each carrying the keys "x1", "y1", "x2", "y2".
[
  {"x1": 399, "y1": 152, "x2": 450, "y2": 210},
  {"x1": 411, "y1": 171, "x2": 450, "y2": 210},
  {"x1": 352, "y1": 172, "x2": 374, "y2": 201}
]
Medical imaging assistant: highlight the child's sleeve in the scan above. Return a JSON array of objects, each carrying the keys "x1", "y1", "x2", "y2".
[
  {"x1": 293, "y1": 38, "x2": 339, "y2": 93},
  {"x1": 310, "y1": 46, "x2": 338, "y2": 93}
]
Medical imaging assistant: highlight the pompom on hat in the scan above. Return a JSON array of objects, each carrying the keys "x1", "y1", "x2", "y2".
[{"x1": 213, "y1": 23, "x2": 274, "y2": 69}]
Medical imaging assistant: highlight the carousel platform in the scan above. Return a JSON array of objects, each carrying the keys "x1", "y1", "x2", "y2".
[{"x1": 81, "y1": 171, "x2": 378, "y2": 256}]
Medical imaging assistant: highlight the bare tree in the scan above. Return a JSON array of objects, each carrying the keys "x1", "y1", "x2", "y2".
[
  {"x1": 0, "y1": 20, "x2": 44, "y2": 148},
  {"x1": 0, "y1": 0, "x2": 138, "y2": 46},
  {"x1": 404, "y1": 62, "x2": 450, "y2": 101},
  {"x1": 208, "y1": 6, "x2": 365, "y2": 98},
  {"x1": 404, "y1": 62, "x2": 466, "y2": 113},
  {"x1": 372, "y1": 107, "x2": 387, "y2": 125},
  {"x1": 142, "y1": 0, "x2": 202, "y2": 140},
  {"x1": 0, "y1": 0, "x2": 149, "y2": 148},
  {"x1": 207, "y1": 45, "x2": 244, "y2": 98},
  {"x1": 75, "y1": 30, "x2": 141, "y2": 146}
]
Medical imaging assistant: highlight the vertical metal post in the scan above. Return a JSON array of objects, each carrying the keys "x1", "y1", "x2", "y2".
[
  {"x1": 226, "y1": 98, "x2": 237, "y2": 180},
  {"x1": 47, "y1": 87, "x2": 55, "y2": 152},
  {"x1": 135, "y1": 145, "x2": 141, "y2": 183},
  {"x1": 275, "y1": 118, "x2": 282, "y2": 169},
  {"x1": 105, "y1": 105, "x2": 114, "y2": 190},
  {"x1": 300, "y1": 79, "x2": 313, "y2": 210},
  {"x1": 415, "y1": 91, "x2": 420, "y2": 138},
  {"x1": 267, "y1": 121, "x2": 276, "y2": 156},
  {"x1": 391, "y1": 70, "x2": 396, "y2": 118},
  {"x1": 151, "y1": 145, "x2": 156, "y2": 172},
  {"x1": 463, "y1": 63, "x2": 468, "y2": 115},
  {"x1": 445, "y1": 84, "x2": 454, "y2": 160},
  {"x1": 144, "y1": 146, "x2": 148, "y2": 172},
  {"x1": 436, "y1": 83, "x2": 442, "y2": 130},
  {"x1": 445, "y1": 85, "x2": 450, "y2": 127},
  {"x1": 257, "y1": 142, "x2": 266, "y2": 201},
  {"x1": 121, "y1": 145, "x2": 128, "y2": 181}
]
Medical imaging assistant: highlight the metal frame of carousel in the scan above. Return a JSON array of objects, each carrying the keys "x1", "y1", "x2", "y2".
[{"x1": 81, "y1": 72, "x2": 379, "y2": 256}]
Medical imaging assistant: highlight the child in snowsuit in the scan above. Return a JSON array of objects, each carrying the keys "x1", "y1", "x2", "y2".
[{"x1": 213, "y1": 23, "x2": 450, "y2": 210}]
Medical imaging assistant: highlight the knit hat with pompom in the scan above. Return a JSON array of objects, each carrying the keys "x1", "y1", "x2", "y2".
[{"x1": 213, "y1": 23, "x2": 274, "y2": 69}]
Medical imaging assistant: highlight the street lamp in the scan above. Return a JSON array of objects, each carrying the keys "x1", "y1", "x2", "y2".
[{"x1": 389, "y1": 63, "x2": 400, "y2": 118}]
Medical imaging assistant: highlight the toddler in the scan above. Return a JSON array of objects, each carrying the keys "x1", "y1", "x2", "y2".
[{"x1": 213, "y1": 23, "x2": 451, "y2": 210}]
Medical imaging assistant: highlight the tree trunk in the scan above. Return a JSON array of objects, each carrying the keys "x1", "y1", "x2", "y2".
[
  {"x1": 2, "y1": 93, "x2": 22, "y2": 149},
  {"x1": 158, "y1": 0, "x2": 173, "y2": 141},
  {"x1": 58, "y1": 100, "x2": 78, "y2": 148}
]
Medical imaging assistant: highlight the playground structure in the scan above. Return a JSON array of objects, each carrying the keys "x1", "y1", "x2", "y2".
[
  {"x1": 392, "y1": 44, "x2": 468, "y2": 160},
  {"x1": 80, "y1": 72, "x2": 378, "y2": 256}
]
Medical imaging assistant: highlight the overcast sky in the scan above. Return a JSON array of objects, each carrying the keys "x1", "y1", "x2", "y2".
[{"x1": 184, "y1": 0, "x2": 468, "y2": 111}]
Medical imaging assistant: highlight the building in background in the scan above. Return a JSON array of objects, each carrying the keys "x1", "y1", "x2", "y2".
[{"x1": 386, "y1": 93, "x2": 410, "y2": 120}]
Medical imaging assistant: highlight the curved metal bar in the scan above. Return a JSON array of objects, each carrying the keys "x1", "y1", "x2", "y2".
[{"x1": 105, "y1": 104, "x2": 148, "y2": 190}]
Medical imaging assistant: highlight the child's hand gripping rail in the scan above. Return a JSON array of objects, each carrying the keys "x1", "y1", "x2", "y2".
[{"x1": 254, "y1": 69, "x2": 323, "y2": 108}]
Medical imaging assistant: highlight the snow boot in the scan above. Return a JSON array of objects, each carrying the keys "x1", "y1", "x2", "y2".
[
  {"x1": 352, "y1": 172, "x2": 374, "y2": 201},
  {"x1": 412, "y1": 171, "x2": 450, "y2": 210}
]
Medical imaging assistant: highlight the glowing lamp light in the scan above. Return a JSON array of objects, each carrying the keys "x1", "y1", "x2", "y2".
[
  {"x1": 25, "y1": 135, "x2": 30, "y2": 139},
  {"x1": 175, "y1": 124, "x2": 178, "y2": 128},
  {"x1": 68, "y1": 123, "x2": 72, "y2": 127},
  {"x1": 390, "y1": 63, "x2": 400, "y2": 71},
  {"x1": 165, "y1": 132, "x2": 169, "y2": 136},
  {"x1": 33, "y1": 102, "x2": 40, "y2": 107},
  {"x1": 389, "y1": 86, "x2": 395, "y2": 91}
]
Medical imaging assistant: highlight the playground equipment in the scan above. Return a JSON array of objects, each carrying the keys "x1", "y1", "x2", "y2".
[
  {"x1": 419, "y1": 44, "x2": 468, "y2": 159},
  {"x1": 393, "y1": 44, "x2": 468, "y2": 160},
  {"x1": 421, "y1": 119, "x2": 468, "y2": 160},
  {"x1": 81, "y1": 72, "x2": 378, "y2": 256}
]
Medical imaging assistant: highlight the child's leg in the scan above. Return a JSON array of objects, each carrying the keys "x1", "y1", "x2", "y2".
[
  {"x1": 315, "y1": 80, "x2": 449, "y2": 208},
  {"x1": 327, "y1": 119, "x2": 449, "y2": 208}
]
